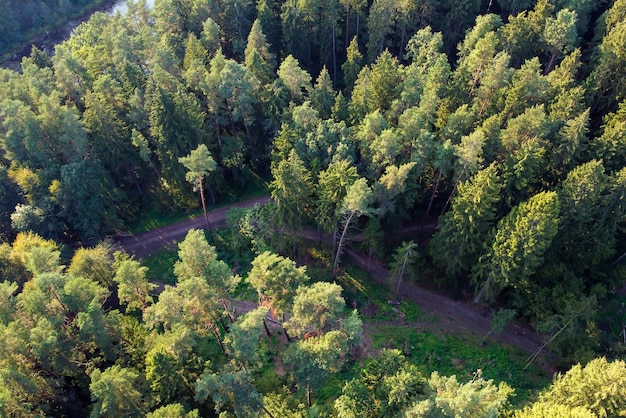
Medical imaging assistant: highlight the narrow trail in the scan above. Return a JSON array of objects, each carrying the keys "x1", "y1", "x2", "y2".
[
  {"x1": 115, "y1": 197, "x2": 552, "y2": 371},
  {"x1": 116, "y1": 195, "x2": 271, "y2": 258}
]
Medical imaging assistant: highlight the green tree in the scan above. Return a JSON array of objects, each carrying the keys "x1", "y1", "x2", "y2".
[
  {"x1": 389, "y1": 241, "x2": 419, "y2": 300},
  {"x1": 246, "y1": 251, "x2": 310, "y2": 320},
  {"x1": 333, "y1": 178, "x2": 375, "y2": 276},
  {"x1": 517, "y1": 357, "x2": 626, "y2": 417},
  {"x1": 481, "y1": 308, "x2": 516, "y2": 344},
  {"x1": 114, "y1": 257, "x2": 156, "y2": 312},
  {"x1": 52, "y1": 160, "x2": 123, "y2": 242},
  {"x1": 276, "y1": 55, "x2": 312, "y2": 104},
  {"x1": 407, "y1": 370, "x2": 513, "y2": 417},
  {"x1": 472, "y1": 191, "x2": 560, "y2": 304},
  {"x1": 335, "y1": 349, "x2": 427, "y2": 418},
  {"x1": 244, "y1": 19, "x2": 276, "y2": 85},
  {"x1": 342, "y1": 37, "x2": 363, "y2": 93},
  {"x1": 145, "y1": 324, "x2": 200, "y2": 405},
  {"x1": 89, "y1": 365, "x2": 145, "y2": 418},
  {"x1": 543, "y1": 8, "x2": 578, "y2": 74},
  {"x1": 224, "y1": 306, "x2": 268, "y2": 370},
  {"x1": 147, "y1": 403, "x2": 200, "y2": 418},
  {"x1": 270, "y1": 148, "x2": 315, "y2": 255},
  {"x1": 179, "y1": 144, "x2": 218, "y2": 230},
  {"x1": 316, "y1": 160, "x2": 359, "y2": 256},
  {"x1": 431, "y1": 164, "x2": 503, "y2": 278},
  {"x1": 173, "y1": 229, "x2": 237, "y2": 293},
  {"x1": 67, "y1": 242, "x2": 115, "y2": 287},
  {"x1": 286, "y1": 282, "x2": 346, "y2": 337},
  {"x1": 195, "y1": 364, "x2": 266, "y2": 417}
]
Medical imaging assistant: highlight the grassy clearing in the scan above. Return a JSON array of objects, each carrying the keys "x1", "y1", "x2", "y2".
[{"x1": 369, "y1": 325, "x2": 548, "y2": 406}]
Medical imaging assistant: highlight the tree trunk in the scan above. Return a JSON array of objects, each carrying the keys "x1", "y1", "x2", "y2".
[
  {"x1": 425, "y1": 169, "x2": 443, "y2": 219},
  {"x1": 440, "y1": 164, "x2": 468, "y2": 217},
  {"x1": 262, "y1": 318, "x2": 271, "y2": 336},
  {"x1": 333, "y1": 211, "x2": 355, "y2": 277},
  {"x1": 199, "y1": 175, "x2": 210, "y2": 231},
  {"x1": 544, "y1": 49, "x2": 558, "y2": 75},
  {"x1": 394, "y1": 252, "x2": 409, "y2": 300},
  {"x1": 474, "y1": 277, "x2": 490, "y2": 304},
  {"x1": 306, "y1": 381, "x2": 312, "y2": 407},
  {"x1": 263, "y1": 405, "x2": 276, "y2": 418}
]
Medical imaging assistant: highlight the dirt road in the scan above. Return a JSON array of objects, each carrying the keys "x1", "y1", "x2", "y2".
[
  {"x1": 115, "y1": 196, "x2": 550, "y2": 366},
  {"x1": 116, "y1": 195, "x2": 271, "y2": 258}
]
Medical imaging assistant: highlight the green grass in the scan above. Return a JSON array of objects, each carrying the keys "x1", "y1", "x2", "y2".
[{"x1": 369, "y1": 326, "x2": 549, "y2": 406}]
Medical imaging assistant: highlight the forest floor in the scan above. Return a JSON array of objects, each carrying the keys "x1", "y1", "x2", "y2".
[{"x1": 116, "y1": 196, "x2": 554, "y2": 375}]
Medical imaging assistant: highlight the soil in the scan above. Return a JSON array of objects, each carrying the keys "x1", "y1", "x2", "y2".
[{"x1": 115, "y1": 195, "x2": 555, "y2": 375}]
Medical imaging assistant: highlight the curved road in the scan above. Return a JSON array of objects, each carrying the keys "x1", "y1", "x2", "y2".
[
  {"x1": 115, "y1": 195, "x2": 549, "y2": 367},
  {"x1": 116, "y1": 195, "x2": 271, "y2": 258}
]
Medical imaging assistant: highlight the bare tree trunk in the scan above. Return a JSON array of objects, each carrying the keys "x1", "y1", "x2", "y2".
[
  {"x1": 199, "y1": 176, "x2": 210, "y2": 231},
  {"x1": 474, "y1": 277, "x2": 490, "y2": 304},
  {"x1": 425, "y1": 169, "x2": 443, "y2": 219},
  {"x1": 333, "y1": 211, "x2": 355, "y2": 276}
]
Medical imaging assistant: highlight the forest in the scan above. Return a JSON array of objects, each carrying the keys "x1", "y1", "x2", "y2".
[{"x1": 0, "y1": 0, "x2": 626, "y2": 415}]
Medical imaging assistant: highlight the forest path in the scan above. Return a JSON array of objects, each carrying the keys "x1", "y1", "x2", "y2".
[
  {"x1": 116, "y1": 195, "x2": 271, "y2": 258},
  {"x1": 115, "y1": 197, "x2": 551, "y2": 370}
]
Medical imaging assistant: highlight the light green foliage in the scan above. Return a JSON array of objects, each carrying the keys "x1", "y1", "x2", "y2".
[
  {"x1": 522, "y1": 357, "x2": 626, "y2": 417},
  {"x1": 67, "y1": 242, "x2": 115, "y2": 287},
  {"x1": 114, "y1": 257, "x2": 155, "y2": 311},
  {"x1": 310, "y1": 67, "x2": 336, "y2": 119},
  {"x1": 245, "y1": 19, "x2": 276, "y2": 85},
  {"x1": 277, "y1": 55, "x2": 312, "y2": 104},
  {"x1": 515, "y1": 402, "x2": 594, "y2": 418},
  {"x1": 287, "y1": 282, "x2": 346, "y2": 337},
  {"x1": 591, "y1": 100, "x2": 626, "y2": 172},
  {"x1": 334, "y1": 177, "x2": 375, "y2": 275},
  {"x1": 89, "y1": 365, "x2": 145, "y2": 418},
  {"x1": 317, "y1": 159, "x2": 359, "y2": 231},
  {"x1": 179, "y1": 143, "x2": 217, "y2": 215},
  {"x1": 270, "y1": 148, "x2": 315, "y2": 233},
  {"x1": 143, "y1": 276, "x2": 222, "y2": 340},
  {"x1": 373, "y1": 162, "x2": 416, "y2": 216},
  {"x1": 173, "y1": 229, "x2": 238, "y2": 294},
  {"x1": 543, "y1": 8, "x2": 578, "y2": 73},
  {"x1": 147, "y1": 403, "x2": 200, "y2": 418},
  {"x1": 472, "y1": 191, "x2": 560, "y2": 303},
  {"x1": 247, "y1": 251, "x2": 309, "y2": 317},
  {"x1": 24, "y1": 245, "x2": 63, "y2": 276},
  {"x1": 407, "y1": 371, "x2": 513, "y2": 418},
  {"x1": 224, "y1": 306, "x2": 268, "y2": 370},
  {"x1": 145, "y1": 324, "x2": 199, "y2": 405}
]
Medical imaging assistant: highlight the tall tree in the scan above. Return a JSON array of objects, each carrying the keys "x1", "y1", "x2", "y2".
[
  {"x1": 179, "y1": 144, "x2": 217, "y2": 230},
  {"x1": 333, "y1": 178, "x2": 375, "y2": 276},
  {"x1": 472, "y1": 191, "x2": 560, "y2": 304},
  {"x1": 89, "y1": 365, "x2": 145, "y2": 418},
  {"x1": 246, "y1": 251, "x2": 310, "y2": 320},
  {"x1": 389, "y1": 241, "x2": 419, "y2": 300}
]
